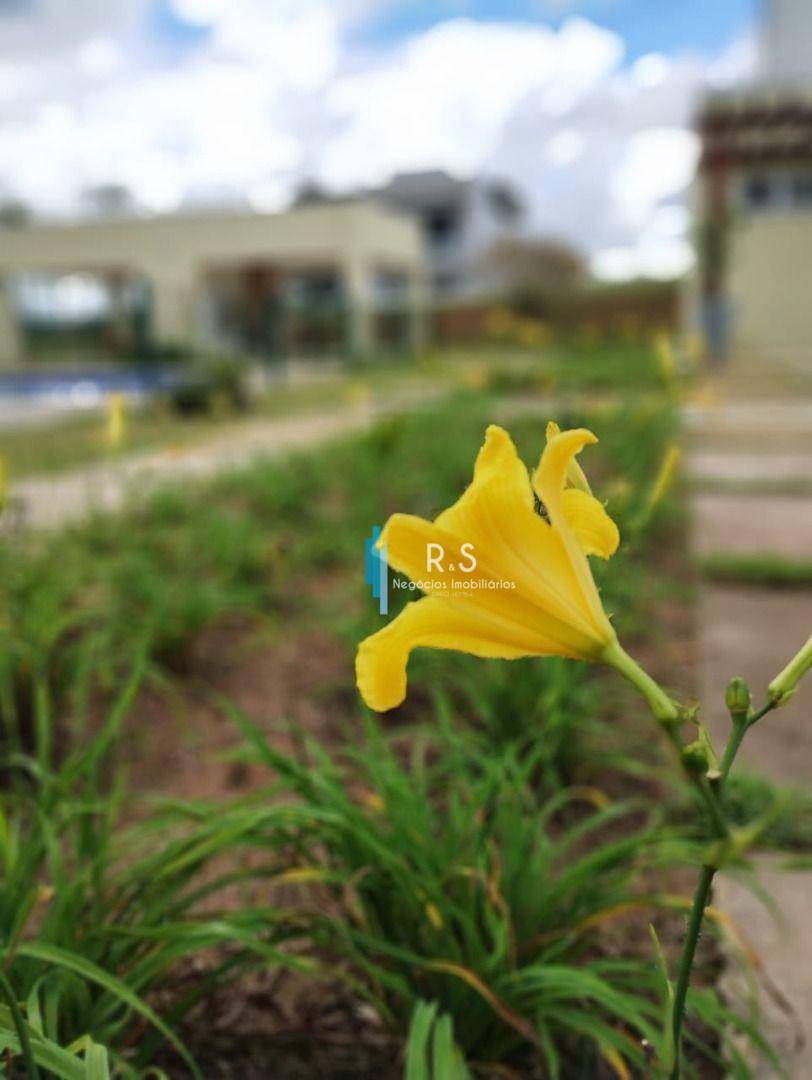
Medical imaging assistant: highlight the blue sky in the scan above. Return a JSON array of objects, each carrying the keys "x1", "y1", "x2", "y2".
[
  {"x1": 146, "y1": 0, "x2": 758, "y2": 65},
  {"x1": 356, "y1": 0, "x2": 758, "y2": 60}
]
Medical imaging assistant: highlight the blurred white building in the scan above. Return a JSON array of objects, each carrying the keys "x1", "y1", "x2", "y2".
[
  {"x1": 297, "y1": 171, "x2": 527, "y2": 300},
  {"x1": 373, "y1": 171, "x2": 526, "y2": 298}
]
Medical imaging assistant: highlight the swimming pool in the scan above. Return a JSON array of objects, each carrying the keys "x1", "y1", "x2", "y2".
[{"x1": 0, "y1": 366, "x2": 188, "y2": 426}]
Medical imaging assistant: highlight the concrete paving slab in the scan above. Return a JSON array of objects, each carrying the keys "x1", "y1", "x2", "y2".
[
  {"x1": 693, "y1": 494, "x2": 812, "y2": 560},
  {"x1": 717, "y1": 856, "x2": 811, "y2": 1078},
  {"x1": 685, "y1": 401, "x2": 812, "y2": 436},
  {"x1": 698, "y1": 585, "x2": 812, "y2": 786},
  {"x1": 689, "y1": 452, "x2": 812, "y2": 484}
]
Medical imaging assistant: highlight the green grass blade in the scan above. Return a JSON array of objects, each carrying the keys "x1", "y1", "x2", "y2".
[{"x1": 11, "y1": 942, "x2": 200, "y2": 1079}]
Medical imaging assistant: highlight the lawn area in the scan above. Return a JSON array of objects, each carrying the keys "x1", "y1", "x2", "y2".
[
  {"x1": 0, "y1": 350, "x2": 787, "y2": 1078},
  {"x1": 0, "y1": 361, "x2": 439, "y2": 480},
  {"x1": 0, "y1": 340, "x2": 672, "y2": 482}
]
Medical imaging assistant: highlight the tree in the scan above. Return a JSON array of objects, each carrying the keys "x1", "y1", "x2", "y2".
[
  {"x1": 479, "y1": 237, "x2": 585, "y2": 314},
  {"x1": 0, "y1": 198, "x2": 31, "y2": 229},
  {"x1": 81, "y1": 184, "x2": 135, "y2": 217}
]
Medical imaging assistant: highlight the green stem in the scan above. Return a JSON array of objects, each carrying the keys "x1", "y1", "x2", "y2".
[
  {"x1": 602, "y1": 640, "x2": 680, "y2": 722},
  {"x1": 696, "y1": 779, "x2": 729, "y2": 839},
  {"x1": 600, "y1": 640, "x2": 758, "y2": 1077},
  {"x1": 746, "y1": 700, "x2": 777, "y2": 730},
  {"x1": 669, "y1": 864, "x2": 715, "y2": 1079},
  {"x1": 669, "y1": 705, "x2": 769, "y2": 1076},
  {"x1": 718, "y1": 717, "x2": 747, "y2": 780}
]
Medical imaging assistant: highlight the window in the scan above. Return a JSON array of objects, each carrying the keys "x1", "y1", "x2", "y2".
[
  {"x1": 743, "y1": 174, "x2": 772, "y2": 210},
  {"x1": 426, "y1": 205, "x2": 459, "y2": 244},
  {"x1": 792, "y1": 173, "x2": 812, "y2": 207},
  {"x1": 485, "y1": 183, "x2": 522, "y2": 223}
]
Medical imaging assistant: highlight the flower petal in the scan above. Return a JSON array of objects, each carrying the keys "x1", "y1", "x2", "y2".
[
  {"x1": 546, "y1": 420, "x2": 591, "y2": 494},
  {"x1": 356, "y1": 596, "x2": 582, "y2": 712},
  {"x1": 533, "y1": 428, "x2": 617, "y2": 644},
  {"x1": 561, "y1": 489, "x2": 619, "y2": 559},
  {"x1": 535, "y1": 427, "x2": 598, "y2": 507},
  {"x1": 435, "y1": 424, "x2": 535, "y2": 531},
  {"x1": 428, "y1": 425, "x2": 600, "y2": 639}
]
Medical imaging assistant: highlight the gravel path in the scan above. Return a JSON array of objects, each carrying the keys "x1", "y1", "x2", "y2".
[{"x1": 10, "y1": 387, "x2": 440, "y2": 531}]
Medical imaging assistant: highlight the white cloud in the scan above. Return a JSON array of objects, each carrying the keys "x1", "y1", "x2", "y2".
[
  {"x1": 631, "y1": 52, "x2": 671, "y2": 89},
  {"x1": 0, "y1": 1, "x2": 755, "y2": 281},
  {"x1": 642, "y1": 203, "x2": 690, "y2": 241},
  {"x1": 0, "y1": 0, "x2": 142, "y2": 59},
  {"x1": 246, "y1": 176, "x2": 295, "y2": 213},
  {"x1": 320, "y1": 16, "x2": 622, "y2": 187},
  {"x1": 610, "y1": 127, "x2": 700, "y2": 229},
  {"x1": 77, "y1": 37, "x2": 124, "y2": 80},
  {"x1": 0, "y1": 59, "x2": 42, "y2": 104},
  {"x1": 546, "y1": 129, "x2": 585, "y2": 167},
  {"x1": 591, "y1": 237, "x2": 694, "y2": 281},
  {"x1": 707, "y1": 30, "x2": 758, "y2": 87}
]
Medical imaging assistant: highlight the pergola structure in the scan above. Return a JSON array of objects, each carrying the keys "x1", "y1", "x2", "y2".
[
  {"x1": 0, "y1": 199, "x2": 426, "y2": 365},
  {"x1": 699, "y1": 97, "x2": 812, "y2": 171},
  {"x1": 692, "y1": 88, "x2": 812, "y2": 361}
]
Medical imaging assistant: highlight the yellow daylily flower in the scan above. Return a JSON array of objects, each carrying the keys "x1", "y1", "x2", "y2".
[
  {"x1": 106, "y1": 392, "x2": 126, "y2": 449},
  {"x1": 356, "y1": 423, "x2": 621, "y2": 713}
]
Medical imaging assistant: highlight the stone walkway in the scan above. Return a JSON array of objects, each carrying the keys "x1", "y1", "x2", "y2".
[
  {"x1": 10, "y1": 386, "x2": 439, "y2": 531},
  {"x1": 689, "y1": 395, "x2": 812, "y2": 1077}
]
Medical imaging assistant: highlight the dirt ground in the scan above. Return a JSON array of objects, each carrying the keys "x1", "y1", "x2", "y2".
[{"x1": 118, "y1": 618, "x2": 351, "y2": 804}]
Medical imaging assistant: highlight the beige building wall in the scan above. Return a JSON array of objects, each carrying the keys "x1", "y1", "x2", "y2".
[
  {"x1": 0, "y1": 279, "x2": 21, "y2": 367},
  {"x1": 728, "y1": 214, "x2": 812, "y2": 357},
  {"x1": 0, "y1": 201, "x2": 425, "y2": 363}
]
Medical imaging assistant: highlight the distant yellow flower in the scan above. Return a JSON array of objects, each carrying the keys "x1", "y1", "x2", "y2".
[
  {"x1": 345, "y1": 378, "x2": 373, "y2": 409},
  {"x1": 356, "y1": 423, "x2": 621, "y2": 712},
  {"x1": 654, "y1": 332, "x2": 677, "y2": 382},
  {"x1": 484, "y1": 306, "x2": 514, "y2": 340},
  {"x1": 684, "y1": 330, "x2": 706, "y2": 369},
  {"x1": 106, "y1": 392, "x2": 126, "y2": 448},
  {"x1": 0, "y1": 457, "x2": 7, "y2": 515},
  {"x1": 648, "y1": 444, "x2": 680, "y2": 512}
]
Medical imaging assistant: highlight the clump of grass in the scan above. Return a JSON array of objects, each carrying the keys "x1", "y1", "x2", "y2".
[
  {"x1": 699, "y1": 553, "x2": 812, "y2": 589},
  {"x1": 723, "y1": 773, "x2": 812, "y2": 851},
  {"x1": 221, "y1": 707, "x2": 772, "y2": 1077},
  {"x1": 0, "y1": 654, "x2": 308, "y2": 1078},
  {"x1": 550, "y1": 340, "x2": 672, "y2": 392},
  {"x1": 690, "y1": 477, "x2": 812, "y2": 498}
]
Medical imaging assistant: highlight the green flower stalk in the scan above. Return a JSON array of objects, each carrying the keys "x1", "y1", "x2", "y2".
[{"x1": 769, "y1": 636, "x2": 812, "y2": 706}]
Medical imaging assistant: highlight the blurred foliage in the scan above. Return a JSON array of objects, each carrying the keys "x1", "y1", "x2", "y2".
[
  {"x1": 699, "y1": 552, "x2": 812, "y2": 589},
  {"x1": 167, "y1": 355, "x2": 251, "y2": 416}
]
